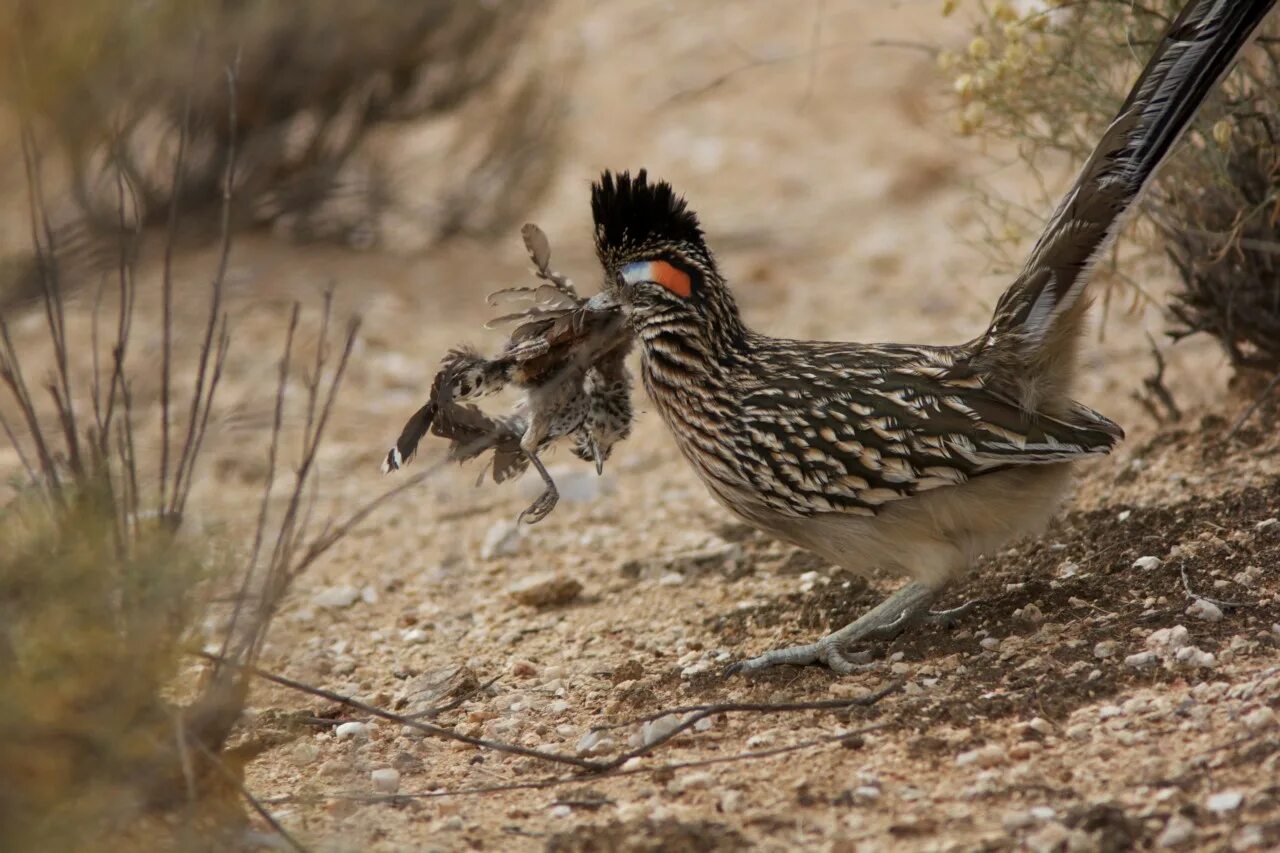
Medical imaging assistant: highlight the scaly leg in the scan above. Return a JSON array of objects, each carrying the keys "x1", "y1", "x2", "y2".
[
  {"x1": 725, "y1": 581, "x2": 973, "y2": 676},
  {"x1": 517, "y1": 449, "x2": 559, "y2": 524}
]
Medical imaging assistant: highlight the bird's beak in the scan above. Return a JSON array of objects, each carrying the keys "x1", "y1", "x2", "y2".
[
  {"x1": 591, "y1": 440, "x2": 605, "y2": 475},
  {"x1": 585, "y1": 290, "x2": 620, "y2": 313}
]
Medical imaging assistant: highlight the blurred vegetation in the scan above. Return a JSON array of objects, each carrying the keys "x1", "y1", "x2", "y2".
[
  {"x1": 0, "y1": 0, "x2": 563, "y2": 295},
  {"x1": 940, "y1": 0, "x2": 1280, "y2": 371}
]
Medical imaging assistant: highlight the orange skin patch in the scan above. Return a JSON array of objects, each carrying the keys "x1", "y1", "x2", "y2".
[{"x1": 622, "y1": 260, "x2": 692, "y2": 298}]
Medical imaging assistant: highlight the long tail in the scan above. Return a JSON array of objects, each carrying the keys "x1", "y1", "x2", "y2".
[{"x1": 980, "y1": 0, "x2": 1277, "y2": 410}]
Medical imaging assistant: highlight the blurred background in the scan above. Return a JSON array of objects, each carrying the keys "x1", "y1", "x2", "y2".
[{"x1": 2, "y1": 1, "x2": 1277, "y2": 849}]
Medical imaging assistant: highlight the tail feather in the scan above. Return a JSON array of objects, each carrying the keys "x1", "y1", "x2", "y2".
[{"x1": 982, "y1": 0, "x2": 1276, "y2": 403}]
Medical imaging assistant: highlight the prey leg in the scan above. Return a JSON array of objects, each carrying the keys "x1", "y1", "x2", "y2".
[
  {"x1": 726, "y1": 582, "x2": 962, "y2": 676},
  {"x1": 517, "y1": 450, "x2": 559, "y2": 525}
]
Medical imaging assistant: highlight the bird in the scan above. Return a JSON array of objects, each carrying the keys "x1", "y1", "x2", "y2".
[
  {"x1": 585, "y1": 0, "x2": 1277, "y2": 674},
  {"x1": 383, "y1": 224, "x2": 634, "y2": 524}
]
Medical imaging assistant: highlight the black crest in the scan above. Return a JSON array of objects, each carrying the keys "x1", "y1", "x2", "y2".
[{"x1": 591, "y1": 170, "x2": 705, "y2": 254}]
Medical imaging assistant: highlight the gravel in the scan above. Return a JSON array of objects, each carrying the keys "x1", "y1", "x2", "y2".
[
  {"x1": 1132, "y1": 556, "x2": 1162, "y2": 571},
  {"x1": 371, "y1": 767, "x2": 401, "y2": 794},
  {"x1": 336, "y1": 721, "x2": 370, "y2": 741},
  {"x1": 314, "y1": 586, "x2": 361, "y2": 608}
]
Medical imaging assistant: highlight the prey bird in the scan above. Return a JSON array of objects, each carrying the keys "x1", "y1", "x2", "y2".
[
  {"x1": 383, "y1": 224, "x2": 634, "y2": 524},
  {"x1": 583, "y1": 0, "x2": 1277, "y2": 674}
]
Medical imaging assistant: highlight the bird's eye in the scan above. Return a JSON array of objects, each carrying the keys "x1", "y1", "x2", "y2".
[{"x1": 621, "y1": 260, "x2": 692, "y2": 298}]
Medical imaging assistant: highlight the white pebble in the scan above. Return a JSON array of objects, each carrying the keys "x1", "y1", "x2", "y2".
[
  {"x1": 1132, "y1": 556, "x2": 1161, "y2": 571},
  {"x1": 1148, "y1": 625, "x2": 1190, "y2": 651},
  {"x1": 549, "y1": 804, "x2": 572, "y2": 819},
  {"x1": 658, "y1": 572, "x2": 685, "y2": 586},
  {"x1": 1157, "y1": 815, "x2": 1195, "y2": 848},
  {"x1": 1117, "y1": 510, "x2": 1131, "y2": 522},
  {"x1": 667, "y1": 771, "x2": 714, "y2": 794},
  {"x1": 980, "y1": 637, "x2": 1001, "y2": 651},
  {"x1": 1186, "y1": 598, "x2": 1223, "y2": 622},
  {"x1": 956, "y1": 745, "x2": 1005, "y2": 767},
  {"x1": 1125, "y1": 651, "x2": 1159, "y2": 669},
  {"x1": 1093, "y1": 641, "x2": 1118, "y2": 659},
  {"x1": 481, "y1": 520, "x2": 522, "y2": 559},
  {"x1": 371, "y1": 768, "x2": 400, "y2": 794},
  {"x1": 853, "y1": 785, "x2": 881, "y2": 802},
  {"x1": 630, "y1": 714, "x2": 683, "y2": 749},
  {"x1": 548, "y1": 700, "x2": 570, "y2": 715},
  {"x1": 335, "y1": 721, "x2": 369, "y2": 741},
  {"x1": 314, "y1": 586, "x2": 360, "y2": 608},
  {"x1": 1027, "y1": 717, "x2": 1053, "y2": 736},
  {"x1": 720, "y1": 790, "x2": 744, "y2": 813},
  {"x1": 401, "y1": 627, "x2": 429, "y2": 644},
  {"x1": 1174, "y1": 646, "x2": 1216, "y2": 669},
  {"x1": 360, "y1": 585, "x2": 379, "y2": 604},
  {"x1": 1242, "y1": 706, "x2": 1276, "y2": 730},
  {"x1": 1254, "y1": 517, "x2": 1279, "y2": 533},
  {"x1": 1206, "y1": 790, "x2": 1243, "y2": 813},
  {"x1": 574, "y1": 730, "x2": 615, "y2": 756}
]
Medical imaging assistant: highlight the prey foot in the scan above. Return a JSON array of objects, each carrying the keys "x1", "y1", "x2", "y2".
[{"x1": 518, "y1": 487, "x2": 559, "y2": 525}]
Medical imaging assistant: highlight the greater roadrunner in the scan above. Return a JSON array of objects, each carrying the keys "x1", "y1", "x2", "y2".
[
  {"x1": 587, "y1": 0, "x2": 1276, "y2": 674},
  {"x1": 384, "y1": 225, "x2": 633, "y2": 523}
]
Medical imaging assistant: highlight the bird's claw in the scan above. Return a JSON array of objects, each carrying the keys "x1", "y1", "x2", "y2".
[{"x1": 518, "y1": 489, "x2": 558, "y2": 525}]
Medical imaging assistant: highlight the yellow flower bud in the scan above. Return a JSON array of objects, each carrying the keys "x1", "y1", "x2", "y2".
[
  {"x1": 1212, "y1": 120, "x2": 1233, "y2": 147},
  {"x1": 942, "y1": 0, "x2": 958, "y2": 17},
  {"x1": 992, "y1": 1, "x2": 1018, "y2": 22},
  {"x1": 954, "y1": 73, "x2": 975, "y2": 98},
  {"x1": 968, "y1": 36, "x2": 991, "y2": 61}
]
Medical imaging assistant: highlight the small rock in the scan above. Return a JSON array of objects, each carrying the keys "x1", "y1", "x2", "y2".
[
  {"x1": 852, "y1": 785, "x2": 881, "y2": 802},
  {"x1": 980, "y1": 637, "x2": 1001, "y2": 651},
  {"x1": 548, "y1": 700, "x2": 570, "y2": 715},
  {"x1": 1174, "y1": 646, "x2": 1216, "y2": 669},
  {"x1": 481, "y1": 520, "x2": 522, "y2": 559},
  {"x1": 1003, "y1": 810, "x2": 1035, "y2": 831},
  {"x1": 401, "y1": 627, "x2": 429, "y2": 644},
  {"x1": 511, "y1": 659, "x2": 538, "y2": 678},
  {"x1": 1132, "y1": 556, "x2": 1162, "y2": 571},
  {"x1": 549, "y1": 804, "x2": 572, "y2": 819},
  {"x1": 575, "y1": 730, "x2": 615, "y2": 756},
  {"x1": 1206, "y1": 790, "x2": 1243, "y2": 813},
  {"x1": 1125, "y1": 651, "x2": 1159, "y2": 669},
  {"x1": 335, "y1": 722, "x2": 369, "y2": 741},
  {"x1": 1242, "y1": 706, "x2": 1276, "y2": 730},
  {"x1": 1157, "y1": 814, "x2": 1195, "y2": 848},
  {"x1": 1027, "y1": 717, "x2": 1053, "y2": 737},
  {"x1": 1094, "y1": 640, "x2": 1118, "y2": 659},
  {"x1": 291, "y1": 740, "x2": 320, "y2": 766},
  {"x1": 371, "y1": 768, "x2": 400, "y2": 794},
  {"x1": 360, "y1": 585, "x2": 379, "y2": 605},
  {"x1": 719, "y1": 790, "x2": 744, "y2": 813},
  {"x1": 1117, "y1": 510, "x2": 1132, "y2": 522},
  {"x1": 508, "y1": 573, "x2": 582, "y2": 608},
  {"x1": 630, "y1": 714, "x2": 683, "y2": 749},
  {"x1": 1254, "y1": 517, "x2": 1279, "y2": 534},
  {"x1": 1148, "y1": 625, "x2": 1190, "y2": 651},
  {"x1": 667, "y1": 771, "x2": 714, "y2": 794},
  {"x1": 314, "y1": 586, "x2": 360, "y2": 609},
  {"x1": 1186, "y1": 598, "x2": 1223, "y2": 623},
  {"x1": 956, "y1": 744, "x2": 1005, "y2": 767}
]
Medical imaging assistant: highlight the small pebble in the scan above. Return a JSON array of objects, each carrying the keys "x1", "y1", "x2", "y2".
[
  {"x1": 1206, "y1": 790, "x2": 1243, "y2": 813},
  {"x1": 1186, "y1": 598, "x2": 1223, "y2": 623},
  {"x1": 667, "y1": 771, "x2": 714, "y2": 794},
  {"x1": 481, "y1": 520, "x2": 522, "y2": 559},
  {"x1": 549, "y1": 804, "x2": 572, "y2": 819},
  {"x1": 1254, "y1": 517, "x2": 1279, "y2": 534},
  {"x1": 1242, "y1": 706, "x2": 1276, "y2": 730},
  {"x1": 401, "y1": 627, "x2": 429, "y2": 644},
  {"x1": 980, "y1": 637, "x2": 1001, "y2": 651},
  {"x1": 314, "y1": 586, "x2": 360, "y2": 609},
  {"x1": 575, "y1": 730, "x2": 615, "y2": 756},
  {"x1": 1157, "y1": 815, "x2": 1195, "y2": 848},
  {"x1": 1174, "y1": 646, "x2": 1216, "y2": 669},
  {"x1": 508, "y1": 573, "x2": 582, "y2": 608},
  {"x1": 371, "y1": 768, "x2": 400, "y2": 794},
  {"x1": 1093, "y1": 640, "x2": 1118, "y2": 659},
  {"x1": 720, "y1": 790, "x2": 744, "y2": 813},
  {"x1": 1125, "y1": 651, "x2": 1159, "y2": 669},
  {"x1": 1027, "y1": 717, "x2": 1053, "y2": 736},
  {"x1": 335, "y1": 722, "x2": 369, "y2": 741},
  {"x1": 511, "y1": 659, "x2": 538, "y2": 678},
  {"x1": 1132, "y1": 556, "x2": 1161, "y2": 571},
  {"x1": 631, "y1": 714, "x2": 683, "y2": 749}
]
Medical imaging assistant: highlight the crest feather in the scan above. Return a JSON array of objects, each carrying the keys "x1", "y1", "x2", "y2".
[{"x1": 591, "y1": 169, "x2": 704, "y2": 256}]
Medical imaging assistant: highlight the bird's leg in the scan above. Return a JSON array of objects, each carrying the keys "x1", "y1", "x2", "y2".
[
  {"x1": 517, "y1": 449, "x2": 558, "y2": 524},
  {"x1": 726, "y1": 581, "x2": 961, "y2": 676}
]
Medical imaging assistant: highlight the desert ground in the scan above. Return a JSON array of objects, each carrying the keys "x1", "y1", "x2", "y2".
[{"x1": 3, "y1": 1, "x2": 1279, "y2": 850}]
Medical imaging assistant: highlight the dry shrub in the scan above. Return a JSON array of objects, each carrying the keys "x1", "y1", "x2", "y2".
[
  {"x1": 0, "y1": 0, "x2": 564, "y2": 295},
  {"x1": 940, "y1": 0, "x2": 1280, "y2": 371},
  {"x1": 0, "y1": 62, "x2": 427, "y2": 845}
]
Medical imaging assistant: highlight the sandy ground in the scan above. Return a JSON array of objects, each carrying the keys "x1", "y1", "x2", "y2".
[{"x1": 4, "y1": 1, "x2": 1280, "y2": 850}]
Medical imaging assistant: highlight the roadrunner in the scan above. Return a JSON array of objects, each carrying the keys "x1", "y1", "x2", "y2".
[{"x1": 588, "y1": 0, "x2": 1276, "y2": 674}]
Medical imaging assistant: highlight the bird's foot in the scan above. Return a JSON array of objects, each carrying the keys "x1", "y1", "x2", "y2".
[
  {"x1": 518, "y1": 487, "x2": 558, "y2": 525},
  {"x1": 726, "y1": 581, "x2": 972, "y2": 677},
  {"x1": 725, "y1": 638, "x2": 877, "y2": 676}
]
